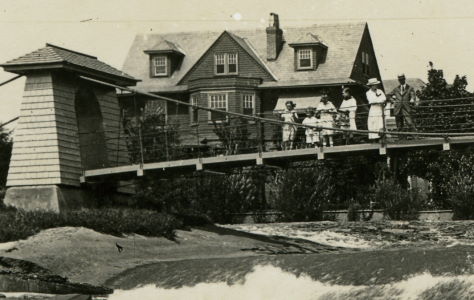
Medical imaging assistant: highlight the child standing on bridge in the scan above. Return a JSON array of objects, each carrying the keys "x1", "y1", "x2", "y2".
[
  {"x1": 281, "y1": 101, "x2": 299, "y2": 150},
  {"x1": 317, "y1": 93, "x2": 337, "y2": 147},
  {"x1": 302, "y1": 109, "x2": 319, "y2": 148}
]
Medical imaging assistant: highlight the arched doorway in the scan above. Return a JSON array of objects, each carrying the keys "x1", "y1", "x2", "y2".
[{"x1": 75, "y1": 87, "x2": 109, "y2": 170}]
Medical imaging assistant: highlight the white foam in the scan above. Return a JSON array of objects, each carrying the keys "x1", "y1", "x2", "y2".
[
  {"x1": 223, "y1": 224, "x2": 384, "y2": 249},
  {"x1": 109, "y1": 265, "x2": 474, "y2": 300}
]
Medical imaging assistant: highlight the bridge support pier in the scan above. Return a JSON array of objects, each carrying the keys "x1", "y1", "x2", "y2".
[
  {"x1": 1, "y1": 44, "x2": 137, "y2": 212},
  {"x1": 3, "y1": 185, "x2": 96, "y2": 212}
]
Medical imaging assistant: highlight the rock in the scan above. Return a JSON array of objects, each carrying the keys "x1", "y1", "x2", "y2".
[
  {"x1": 0, "y1": 294, "x2": 5, "y2": 298},
  {"x1": 0, "y1": 256, "x2": 112, "y2": 295}
]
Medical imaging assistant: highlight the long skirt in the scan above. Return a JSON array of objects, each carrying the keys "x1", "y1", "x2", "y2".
[{"x1": 368, "y1": 104, "x2": 384, "y2": 139}]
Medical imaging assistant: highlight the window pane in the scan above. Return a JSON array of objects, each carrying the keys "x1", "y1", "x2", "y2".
[
  {"x1": 300, "y1": 59, "x2": 311, "y2": 67},
  {"x1": 191, "y1": 96, "x2": 199, "y2": 123},
  {"x1": 153, "y1": 56, "x2": 167, "y2": 75},
  {"x1": 298, "y1": 49, "x2": 312, "y2": 68},
  {"x1": 216, "y1": 64, "x2": 225, "y2": 74},
  {"x1": 228, "y1": 53, "x2": 237, "y2": 73},
  {"x1": 243, "y1": 94, "x2": 254, "y2": 115},
  {"x1": 215, "y1": 54, "x2": 225, "y2": 74},
  {"x1": 228, "y1": 63, "x2": 237, "y2": 73},
  {"x1": 209, "y1": 94, "x2": 227, "y2": 121}
]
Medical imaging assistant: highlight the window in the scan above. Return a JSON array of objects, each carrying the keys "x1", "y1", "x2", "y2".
[
  {"x1": 228, "y1": 53, "x2": 238, "y2": 73},
  {"x1": 152, "y1": 55, "x2": 168, "y2": 76},
  {"x1": 242, "y1": 93, "x2": 255, "y2": 115},
  {"x1": 214, "y1": 53, "x2": 238, "y2": 75},
  {"x1": 208, "y1": 93, "x2": 228, "y2": 122},
  {"x1": 190, "y1": 94, "x2": 199, "y2": 124},
  {"x1": 297, "y1": 48, "x2": 313, "y2": 69},
  {"x1": 215, "y1": 54, "x2": 226, "y2": 74},
  {"x1": 362, "y1": 51, "x2": 370, "y2": 75}
]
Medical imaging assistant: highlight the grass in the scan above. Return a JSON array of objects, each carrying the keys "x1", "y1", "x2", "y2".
[{"x1": 0, "y1": 208, "x2": 186, "y2": 243}]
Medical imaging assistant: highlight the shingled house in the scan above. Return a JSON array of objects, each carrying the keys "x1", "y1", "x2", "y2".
[{"x1": 121, "y1": 13, "x2": 383, "y2": 149}]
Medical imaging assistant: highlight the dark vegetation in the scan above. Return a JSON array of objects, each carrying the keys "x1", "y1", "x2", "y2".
[{"x1": 0, "y1": 208, "x2": 182, "y2": 243}]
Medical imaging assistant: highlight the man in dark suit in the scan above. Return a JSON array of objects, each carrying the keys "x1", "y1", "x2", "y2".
[{"x1": 390, "y1": 74, "x2": 417, "y2": 132}]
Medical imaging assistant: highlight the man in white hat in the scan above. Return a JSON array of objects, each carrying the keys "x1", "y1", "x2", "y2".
[
  {"x1": 390, "y1": 73, "x2": 416, "y2": 133},
  {"x1": 366, "y1": 78, "x2": 386, "y2": 141}
]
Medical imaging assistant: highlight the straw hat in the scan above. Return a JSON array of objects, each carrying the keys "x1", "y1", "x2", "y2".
[
  {"x1": 367, "y1": 78, "x2": 381, "y2": 86},
  {"x1": 397, "y1": 73, "x2": 406, "y2": 78}
]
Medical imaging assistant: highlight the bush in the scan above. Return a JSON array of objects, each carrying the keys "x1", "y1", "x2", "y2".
[
  {"x1": 445, "y1": 156, "x2": 474, "y2": 219},
  {"x1": 272, "y1": 162, "x2": 335, "y2": 221},
  {"x1": 371, "y1": 174, "x2": 424, "y2": 220},
  {"x1": 0, "y1": 208, "x2": 183, "y2": 243}
]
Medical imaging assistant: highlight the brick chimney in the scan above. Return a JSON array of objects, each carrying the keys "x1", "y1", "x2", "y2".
[{"x1": 266, "y1": 13, "x2": 283, "y2": 61}]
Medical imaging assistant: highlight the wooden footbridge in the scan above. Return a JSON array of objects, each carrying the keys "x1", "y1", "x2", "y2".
[{"x1": 79, "y1": 77, "x2": 474, "y2": 181}]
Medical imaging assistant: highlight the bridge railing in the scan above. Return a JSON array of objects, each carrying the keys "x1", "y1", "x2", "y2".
[{"x1": 76, "y1": 77, "x2": 474, "y2": 172}]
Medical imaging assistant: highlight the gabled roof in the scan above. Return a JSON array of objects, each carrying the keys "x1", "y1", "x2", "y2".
[
  {"x1": 178, "y1": 31, "x2": 277, "y2": 84},
  {"x1": 2, "y1": 43, "x2": 138, "y2": 86},
  {"x1": 123, "y1": 22, "x2": 367, "y2": 92}
]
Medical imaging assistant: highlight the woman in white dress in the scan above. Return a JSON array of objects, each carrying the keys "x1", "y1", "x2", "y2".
[
  {"x1": 366, "y1": 78, "x2": 387, "y2": 141},
  {"x1": 316, "y1": 94, "x2": 337, "y2": 147}
]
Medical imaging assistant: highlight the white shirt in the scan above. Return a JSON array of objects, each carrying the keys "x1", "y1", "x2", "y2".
[
  {"x1": 302, "y1": 116, "x2": 318, "y2": 134},
  {"x1": 339, "y1": 97, "x2": 357, "y2": 113},
  {"x1": 366, "y1": 89, "x2": 386, "y2": 104}
]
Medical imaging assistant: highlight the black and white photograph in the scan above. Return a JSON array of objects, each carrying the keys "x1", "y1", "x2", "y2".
[{"x1": 1, "y1": 0, "x2": 474, "y2": 299}]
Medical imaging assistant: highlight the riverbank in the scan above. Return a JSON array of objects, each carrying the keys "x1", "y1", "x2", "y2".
[
  {"x1": 1, "y1": 221, "x2": 474, "y2": 298},
  {"x1": 0, "y1": 225, "x2": 346, "y2": 287}
]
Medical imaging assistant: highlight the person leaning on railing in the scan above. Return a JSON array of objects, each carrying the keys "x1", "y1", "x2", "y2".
[
  {"x1": 280, "y1": 100, "x2": 299, "y2": 150},
  {"x1": 316, "y1": 92, "x2": 337, "y2": 147},
  {"x1": 366, "y1": 78, "x2": 387, "y2": 142},
  {"x1": 339, "y1": 87, "x2": 358, "y2": 144}
]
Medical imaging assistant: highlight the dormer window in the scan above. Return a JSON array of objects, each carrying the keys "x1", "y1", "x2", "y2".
[
  {"x1": 289, "y1": 33, "x2": 327, "y2": 72},
  {"x1": 214, "y1": 53, "x2": 238, "y2": 75},
  {"x1": 144, "y1": 39, "x2": 185, "y2": 78},
  {"x1": 297, "y1": 48, "x2": 313, "y2": 70},
  {"x1": 152, "y1": 55, "x2": 168, "y2": 76}
]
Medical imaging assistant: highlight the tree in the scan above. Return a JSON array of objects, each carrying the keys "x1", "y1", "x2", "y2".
[
  {"x1": 415, "y1": 64, "x2": 474, "y2": 133},
  {"x1": 403, "y1": 63, "x2": 474, "y2": 208}
]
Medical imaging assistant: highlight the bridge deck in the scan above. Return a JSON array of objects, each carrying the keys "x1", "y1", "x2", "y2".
[{"x1": 82, "y1": 136, "x2": 474, "y2": 181}]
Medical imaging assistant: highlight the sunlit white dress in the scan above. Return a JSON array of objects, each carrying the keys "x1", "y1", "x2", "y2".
[{"x1": 366, "y1": 89, "x2": 386, "y2": 140}]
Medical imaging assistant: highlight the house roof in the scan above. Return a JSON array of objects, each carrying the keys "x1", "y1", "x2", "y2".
[
  {"x1": 2, "y1": 43, "x2": 138, "y2": 85},
  {"x1": 122, "y1": 22, "x2": 367, "y2": 92},
  {"x1": 144, "y1": 39, "x2": 185, "y2": 55},
  {"x1": 288, "y1": 33, "x2": 327, "y2": 47},
  {"x1": 383, "y1": 78, "x2": 426, "y2": 95}
]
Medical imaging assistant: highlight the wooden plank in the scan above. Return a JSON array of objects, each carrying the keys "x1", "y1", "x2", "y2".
[
  {"x1": 143, "y1": 158, "x2": 198, "y2": 170},
  {"x1": 84, "y1": 164, "x2": 140, "y2": 177},
  {"x1": 81, "y1": 137, "x2": 474, "y2": 180}
]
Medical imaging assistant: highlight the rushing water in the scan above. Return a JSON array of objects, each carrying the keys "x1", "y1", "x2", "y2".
[
  {"x1": 105, "y1": 221, "x2": 474, "y2": 299},
  {"x1": 109, "y1": 265, "x2": 474, "y2": 300}
]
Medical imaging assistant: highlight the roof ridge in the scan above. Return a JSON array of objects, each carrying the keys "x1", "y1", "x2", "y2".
[
  {"x1": 46, "y1": 43, "x2": 98, "y2": 59},
  {"x1": 138, "y1": 21, "x2": 367, "y2": 37}
]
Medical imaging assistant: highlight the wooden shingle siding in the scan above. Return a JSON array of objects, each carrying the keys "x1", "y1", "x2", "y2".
[
  {"x1": 7, "y1": 72, "x2": 84, "y2": 187},
  {"x1": 180, "y1": 33, "x2": 274, "y2": 84},
  {"x1": 93, "y1": 85, "x2": 129, "y2": 166}
]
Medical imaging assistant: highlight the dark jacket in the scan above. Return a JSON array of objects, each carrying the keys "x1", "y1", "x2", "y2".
[{"x1": 390, "y1": 84, "x2": 416, "y2": 115}]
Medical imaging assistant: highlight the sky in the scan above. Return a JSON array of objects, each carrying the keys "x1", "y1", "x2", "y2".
[{"x1": 1, "y1": 0, "x2": 474, "y2": 130}]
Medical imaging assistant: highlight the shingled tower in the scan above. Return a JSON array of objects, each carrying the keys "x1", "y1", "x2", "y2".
[{"x1": 1, "y1": 44, "x2": 138, "y2": 211}]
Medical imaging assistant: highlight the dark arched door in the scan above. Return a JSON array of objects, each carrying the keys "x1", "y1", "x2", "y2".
[{"x1": 75, "y1": 87, "x2": 109, "y2": 170}]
